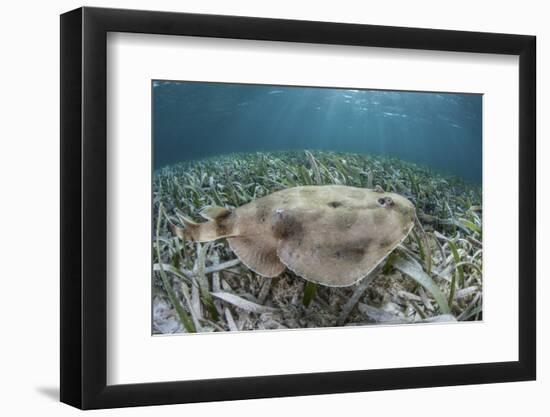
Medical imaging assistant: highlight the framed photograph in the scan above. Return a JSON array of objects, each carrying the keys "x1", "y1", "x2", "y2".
[{"x1": 60, "y1": 6, "x2": 536, "y2": 409}]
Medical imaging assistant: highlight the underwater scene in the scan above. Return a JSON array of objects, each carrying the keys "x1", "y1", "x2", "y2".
[{"x1": 152, "y1": 81, "x2": 482, "y2": 334}]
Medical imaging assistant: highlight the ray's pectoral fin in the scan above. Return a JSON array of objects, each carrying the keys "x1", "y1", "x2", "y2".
[
  {"x1": 228, "y1": 236, "x2": 285, "y2": 278},
  {"x1": 277, "y1": 235, "x2": 388, "y2": 287}
]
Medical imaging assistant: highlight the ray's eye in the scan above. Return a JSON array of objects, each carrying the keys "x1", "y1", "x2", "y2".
[{"x1": 378, "y1": 197, "x2": 394, "y2": 207}]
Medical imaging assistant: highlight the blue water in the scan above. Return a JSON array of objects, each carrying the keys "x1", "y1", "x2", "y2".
[{"x1": 153, "y1": 81, "x2": 482, "y2": 182}]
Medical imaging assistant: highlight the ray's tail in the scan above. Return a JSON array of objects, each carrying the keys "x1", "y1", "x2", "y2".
[
  {"x1": 170, "y1": 206, "x2": 236, "y2": 243},
  {"x1": 170, "y1": 216, "x2": 201, "y2": 242}
]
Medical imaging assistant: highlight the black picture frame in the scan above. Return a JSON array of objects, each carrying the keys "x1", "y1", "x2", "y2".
[{"x1": 60, "y1": 6, "x2": 536, "y2": 410}]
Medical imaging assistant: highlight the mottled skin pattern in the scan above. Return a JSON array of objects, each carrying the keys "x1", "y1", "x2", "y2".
[{"x1": 177, "y1": 185, "x2": 416, "y2": 287}]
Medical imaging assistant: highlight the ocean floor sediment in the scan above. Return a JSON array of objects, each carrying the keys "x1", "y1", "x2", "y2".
[{"x1": 152, "y1": 150, "x2": 482, "y2": 334}]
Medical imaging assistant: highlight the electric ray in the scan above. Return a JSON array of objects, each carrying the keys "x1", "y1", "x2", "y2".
[{"x1": 172, "y1": 185, "x2": 416, "y2": 287}]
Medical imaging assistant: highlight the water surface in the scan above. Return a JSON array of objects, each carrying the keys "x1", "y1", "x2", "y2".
[{"x1": 153, "y1": 81, "x2": 482, "y2": 182}]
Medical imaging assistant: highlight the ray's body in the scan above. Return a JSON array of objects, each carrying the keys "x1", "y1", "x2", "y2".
[{"x1": 173, "y1": 185, "x2": 415, "y2": 287}]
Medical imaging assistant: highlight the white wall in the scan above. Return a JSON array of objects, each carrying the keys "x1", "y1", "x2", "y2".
[{"x1": 0, "y1": 0, "x2": 545, "y2": 415}]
